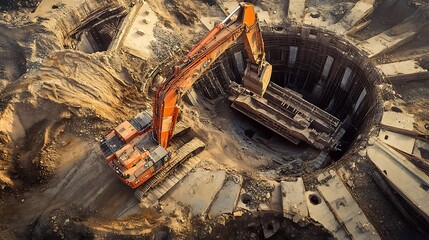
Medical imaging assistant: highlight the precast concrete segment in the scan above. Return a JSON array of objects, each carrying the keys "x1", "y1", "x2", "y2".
[
  {"x1": 317, "y1": 172, "x2": 381, "y2": 239},
  {"x1": 378, "y1": 129, "x2": 416, "y2": 155},
  {"x1": 305, "y1": 191, "x2": 350, "y2": 240},
  {"x1": 168, "y1": 168, "x2": 227, "y2": 216},
  {"x1": 367, "y1": 138, "x2": 429, "y2": 225},
  {"x1": 380, "y1": 111, "x2": 416, "y2": 136},
  {"x1": 376, "y1": 60, "x2": 429, "y2": 84},
  {"x1": 329, "y1": 0, "x2": 375, "y2": 35},
  {"x1": 358, "y1": 6, "x2": 429, "y2": 58},
  {"x1": 208, "y1": 175, "x2": 243, "y2": 217},
  {"x1": 280, "y1": 178, "x2": 308, "y2": 224}
]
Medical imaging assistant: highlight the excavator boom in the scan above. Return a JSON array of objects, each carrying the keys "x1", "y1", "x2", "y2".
[
  {"x1": 99, "y1": 2, "x2": 272, "y2": 190},
  {"x1": 153, "y1": 2, "x2": 272, "y2": 147}
]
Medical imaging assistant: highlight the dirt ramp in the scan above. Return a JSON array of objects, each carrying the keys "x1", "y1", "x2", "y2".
[
  {"x1": 0, "y1": 50, "x2": 139, "y2": 189},
  {"x1": 30, "y1": 207, "x2": 173, "y2": 239}
]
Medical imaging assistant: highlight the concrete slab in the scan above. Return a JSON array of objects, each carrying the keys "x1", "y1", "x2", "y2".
[
  {"x1": 380, "y1": 111, "x2": 415, "y2": 135},
  {"x1": 317, "y1": 174, "x2": 381, "y2": 239},
  {"x1": 288, "y1": 0, "x2": 306, "y2": 23},
  {"x1": 377, "y1": 60, "x2": 427, "y2": 78},
  {"x1": 305, "y1": 191, "x2": 350, "y2": 240},
  {"x1": 329, "y1": 0, "x2": 375, "y2": 35},
  {"x1": 379, "y1": 129, "x2": 416, "y2": 154},
  {"x1": 208, "y1": 175, "x2": 243, "y2": 217},
  {"x1": 168, "y1": 168, "x2": 226, "y2": 216},
  {"x1": 268, "y1": 181, "x2": 283, "y2": 213},
  {"x1": 280, "y1": 178, "x2": 308, "y2": 224},
  {"x1": 358, "y1": 7, "x2": 429, "y2": 58},
  {"x1": 235, "y1": 188, "x2": 254, "y2": 212},
  {"x1": 121, "y1": 2, "x2": 158, "y2": 59},
  {"x1": 367, "y1": 138, "x2": 429, "y2": 223}
]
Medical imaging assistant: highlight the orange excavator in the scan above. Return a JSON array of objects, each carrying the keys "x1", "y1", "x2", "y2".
[{"x1": 99, "y1": 2, "x2": 272, "y2": 192}]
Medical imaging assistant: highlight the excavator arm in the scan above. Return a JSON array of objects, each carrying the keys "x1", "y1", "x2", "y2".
[{"x1": 153, "y1": 2, "x2": 272, "y2": 147}]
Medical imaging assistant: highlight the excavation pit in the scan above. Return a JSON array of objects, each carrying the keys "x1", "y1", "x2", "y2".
[
  {"x1": 68, "y1": 7, "x2": 127, "y2": 53},
  {"x1": 194, "y1": 25, "x2": 383, "y2": 175}
]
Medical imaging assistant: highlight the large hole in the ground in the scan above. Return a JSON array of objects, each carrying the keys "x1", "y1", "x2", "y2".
[
  {"x1": 193, "y1": 25, "x2": 383, "y2": 174},
  {"x1": 67, "y1": 8, "x2": 127, "y2": 53}
]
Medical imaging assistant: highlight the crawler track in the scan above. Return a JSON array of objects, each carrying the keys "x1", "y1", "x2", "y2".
[{"x1": 135, "y1": 138, "x2": 205, "y2": 202}]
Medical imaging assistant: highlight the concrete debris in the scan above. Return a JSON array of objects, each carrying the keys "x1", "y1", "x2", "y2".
[{"x1": 337, "y1": 166, "x2": 354, "y2": 188}]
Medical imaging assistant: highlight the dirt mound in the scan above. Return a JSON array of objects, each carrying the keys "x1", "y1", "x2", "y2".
[
  {"x1": 0, "y1": 0, "x2": 41, "y2": 11},
  {"x1": 0, "y1": 50, "x2": 142, "y2": 189},
  {"x1": 0, "y1": 23, "x2": 60, "y2": 82},
  {"x1": 166, "y1": 0, "x2": 199, "y2": 26},
  {"x1": 29, "y1": 207, "x2": 178, "y2": 239}
]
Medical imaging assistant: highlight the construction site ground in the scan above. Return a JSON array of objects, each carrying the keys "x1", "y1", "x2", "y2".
[{"x1": 0, "y1": 0, "x2": 429, "y2": 239}]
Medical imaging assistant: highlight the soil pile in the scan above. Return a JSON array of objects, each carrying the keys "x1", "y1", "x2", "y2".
[{"x1": 0, "y1": 50, "x2": 141, "y2": 189}]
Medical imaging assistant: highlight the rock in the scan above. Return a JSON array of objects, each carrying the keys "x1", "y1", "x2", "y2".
[
  {"x1": 216, "y1": 216, "x2": 226, "y2": 226},
  {"x1": 358, "y1": 149, "x2": 366, "y2": 157},
  {"x1": 172, "y1": 209, "x2": 180, "y2": 217},
  {"x1": 310, "y1": 12, "x2": 320, "y2": 18},
  {"x1": 233, "y1": 211, "x2": 243, "y2": 217}
]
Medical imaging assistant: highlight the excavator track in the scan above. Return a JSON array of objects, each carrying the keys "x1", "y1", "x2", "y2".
[{"x1": 135, "y1": 137, "x2": 205, "y2": 202}]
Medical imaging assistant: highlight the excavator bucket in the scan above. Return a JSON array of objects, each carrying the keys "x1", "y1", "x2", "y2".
[{"x1": 242, "y1": 61, "x2": 272, "y2": 96}]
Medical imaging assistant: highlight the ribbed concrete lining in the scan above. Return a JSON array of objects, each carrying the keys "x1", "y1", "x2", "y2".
[{"x1": 194, "y1": 25, "x2": 384, "y2": 160}]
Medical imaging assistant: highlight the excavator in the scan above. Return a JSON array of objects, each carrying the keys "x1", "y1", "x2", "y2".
[{"x1": 99, "y1": 2, "x2": 272, "y2": 196}]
